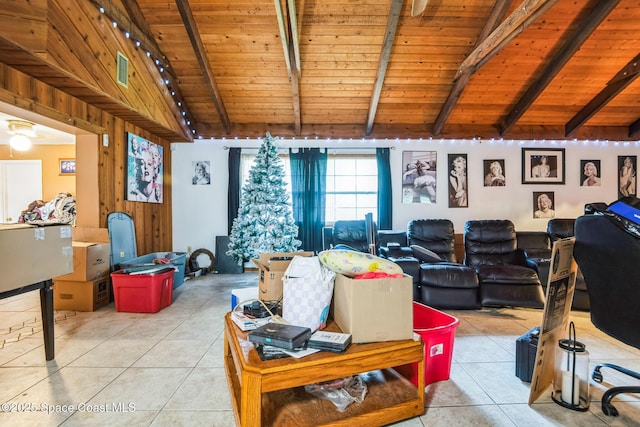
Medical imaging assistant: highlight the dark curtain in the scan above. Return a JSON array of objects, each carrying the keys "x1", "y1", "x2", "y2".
[
  {"x1": 377, "y1": 147, "x2": 392, "y2": 230},
  {"x1": 227, "y1": 147, "x2": 241, "y2": 235},
  {"x1": 289, "y1": 148, "x2": 327, "y2": 253}
]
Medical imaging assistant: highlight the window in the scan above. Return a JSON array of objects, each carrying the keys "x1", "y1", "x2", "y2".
[
  {"x1": 240, "y1": 153, "x2": 292, "y2": 195},
  {"x1": 240, "y1": 152, "x2": 377, "y2": 224},
  {"x1": 325, "y1": 154, "x2": 377, "y2": 224}
]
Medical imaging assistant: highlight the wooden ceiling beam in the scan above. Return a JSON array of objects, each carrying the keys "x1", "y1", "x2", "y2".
[
  {"x1": 456, "y1": 0, "x2": 559, "y2": 78},
  {"x1": 629, "y1": 119, "x2": 640, "y2": 139},
  {"x1": 365, "y1": 0, "x2": 403, "y2": 136},
  {"x1": 500, "y1": 0, "x2": 621, "y2": 136},
  {"x1": 274, "y1": 0, "x2": 302, "y2": 134},
  {"x1": 287, "y1": 0, "x2": 301, "y2": 76},
  {"x1": 287, "y1": 22, "x2": 302, "y2": 134},
  {"x1": 432, "y1": 0, "x2": 511, "y2": 136},
  {"x1": 286, "y1": 0, "x2": 301, "y2": 133},
  {"x1": 274, "y1": 0, "x2": 292, "y2": 75},
  {"x1": 565, "y1": 52, "x2": 640, "y2": 137},
  {"x1": 174, "y1": 0, "x2": 231, "y2": 134}
]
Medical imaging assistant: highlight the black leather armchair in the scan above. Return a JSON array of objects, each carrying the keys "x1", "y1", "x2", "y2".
[
  {"x1": 516, "y1": 231, "x2": 552, "y2": 286},
  {"x1": 377, "y1": 230, "x2": 413, "y2": 258},
  {"x1": 409, "y1": 219, "x2": 480, "y2": 309},
  {"x1": 547, "y1": 218, "x2": 589, "y2": 311},
  {"x1": 464, "y1": 219, "x2": 544, "y2": 308},
  {"x1": 328, "y1": 220, "x2": 373, "y2": 253},
  {"x1": 574, "y1": 211, "x2": 640, "y2": 416}
]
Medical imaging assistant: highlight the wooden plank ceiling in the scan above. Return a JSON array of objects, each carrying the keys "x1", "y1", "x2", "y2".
[{"x1": 7, "y1": 0, "x2": 640, "y2": 142}]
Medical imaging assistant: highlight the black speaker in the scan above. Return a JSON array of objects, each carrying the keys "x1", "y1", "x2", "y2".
[{"x1": 215, "y1": 236, "x2": 244, "y2": 274}]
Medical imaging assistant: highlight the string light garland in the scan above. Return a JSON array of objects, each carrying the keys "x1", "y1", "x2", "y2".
[
  {"x1": 93, "y1": 2, "x2": 197, "y2": 138},
  {"x1": 205, "y1": 136, "x2": 638, "y2": 148}
]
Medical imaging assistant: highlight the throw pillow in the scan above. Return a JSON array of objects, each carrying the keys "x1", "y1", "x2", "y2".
[{"x1": 410, "y1": 245, "x2": 442, "y2": 263}]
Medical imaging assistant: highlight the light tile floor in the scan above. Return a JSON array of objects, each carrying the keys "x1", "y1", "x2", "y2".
[{"x1": 0, "y1": 273, "x2": 639, "y2": 426}]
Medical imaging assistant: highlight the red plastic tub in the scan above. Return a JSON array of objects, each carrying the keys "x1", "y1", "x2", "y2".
[
  {"x1": 396, "y1": 302, "x2": 460, "y2": 387},
  {"x1": 111, "y1": 267, "x2": 174, "y2": 313}
]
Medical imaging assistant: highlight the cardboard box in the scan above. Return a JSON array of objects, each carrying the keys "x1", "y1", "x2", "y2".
[
  {"x1": 0, "y1": 224, "x2": 73, "y2": 293},
  {"x1": 55, "y1": 242, "x2": 111, "y2": 282},
  {"x1": 54, "y1": 277, "x2": 110, "y2": 312},
  {"x1": 333, "y1": 273, "x2": 413, "y2": 343},
  {"x1": 56, "y1": 227, "x2": 110, "y2": 282},
  {"x1": 251, "y1": 252, "x2": 314, "y2": 302}
]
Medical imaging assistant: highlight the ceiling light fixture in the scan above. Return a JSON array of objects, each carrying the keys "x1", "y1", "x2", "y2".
[{"x1": 7, "y1": 120, "x2": 36, "y2": 151}]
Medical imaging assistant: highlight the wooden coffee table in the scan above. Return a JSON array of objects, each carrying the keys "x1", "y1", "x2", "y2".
[{"x1": 223, "y1": 313, "x2": 425, "y2": 426}]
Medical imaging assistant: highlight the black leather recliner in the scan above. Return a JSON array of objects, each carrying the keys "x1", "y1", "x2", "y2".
[
  {"x1": 547, "y1": 218, "x2": 590, "y2": 311},
  {"x1": 330, "y1": 220, "x2": 372, "y2": 253},
  {"x1": 516, "y1": 231, "x2": 552, "y2": 286},
  {"x1": 464, "y1": 219, "x2": 544, "y2": 308},
  {"x1": 408, "y1": 219, "x2": 479, "y2": 309},
  {"x1": 574, "y1": 208, "x2": 640, "y2": 417}
]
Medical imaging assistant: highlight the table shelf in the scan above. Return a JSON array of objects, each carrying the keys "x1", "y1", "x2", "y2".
[{"x1": 223, "y1": 313, "x2": 425, "y2": 427}]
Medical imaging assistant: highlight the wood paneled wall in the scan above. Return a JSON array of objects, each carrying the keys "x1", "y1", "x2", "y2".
[{"x1": 0, "y1": 64, "x2": 173, "y2": 255}]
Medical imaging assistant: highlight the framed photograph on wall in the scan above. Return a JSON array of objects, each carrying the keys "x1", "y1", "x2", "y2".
[
  {"x1": 192, "y1": 161, "x2": 211, "y2": 185},
  {"x1": 448, "y1": 154, "x2": 468, "y2": 208},
  {"x1": 533, "y1": 191, "x2": 556, "y2": 219},
  {"x1": 59, "y1": 159, "x2": 76, "y2": 175},
  {"x1": 401, "y1": 151, "x2": 437, "y2": 204},
  {"x1": 126, "y1": 132, "x2": 164, "y2": 203},
  {"x1": 580, "y1": 160, "x2": 601, "y2": 187},
  {"x1": 618, "y1": 155, "x2": 637, "y2": 198},
  {"x1": 483, "y1": 159, "x2": 506, "y2": 186},
  {"x1": 522, "y1": 148, "x2": 565, "y2": 184}
]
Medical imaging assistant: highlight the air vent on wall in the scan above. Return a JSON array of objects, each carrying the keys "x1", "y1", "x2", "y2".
[{"x1": 116, "y1": 51, "x2": 129, "y2": 88}]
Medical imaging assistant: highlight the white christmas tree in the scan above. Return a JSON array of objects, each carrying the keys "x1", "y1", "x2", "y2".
[{"x1": 227, "y1": 132, "x2": 301, "y2": 263}]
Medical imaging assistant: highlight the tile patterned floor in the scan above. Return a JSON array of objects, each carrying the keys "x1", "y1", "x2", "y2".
[{"x1": 0, "y1": 272, "x2": 639, "y2": 426}]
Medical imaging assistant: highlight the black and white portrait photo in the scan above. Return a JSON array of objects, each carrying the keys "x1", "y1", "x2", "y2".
[
  {"x1": 192, "y1": 161, "x2": 211, "y2": 185},
  {"x1": 483, "y1": 159, "x2": 506, "y2": 187},
  {"x1": 401, "y1": 151, "x2": 437, "y2": 204},
  {"x1": 580, "y1": 160, "x2": 601, "y2": 187},
  {"x1": 448, "y1": 154, "x2": 468, "y2": 208}
]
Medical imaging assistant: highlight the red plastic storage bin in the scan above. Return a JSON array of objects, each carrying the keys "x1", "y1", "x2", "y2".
[
  {"x1": 111, "y1": 267, "x2": 174, "y2": 313},
  {"x1": 396, "y1": 302, "x2": 460, "y2": 387}
]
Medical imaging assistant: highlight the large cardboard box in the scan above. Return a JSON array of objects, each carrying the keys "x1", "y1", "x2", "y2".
[
  {"x1": 53, "y1": 277, "x2": 110, "y2": 312},
  {"x1": 55, "y1": 227, "x2": 110, "y2": 282},
  {"x1": 333, "y1": 273, "x2": 413, "y2": 343},
  {"x1": 55, "y1": 242, "x2": 110, "y2": 281},
  {"x1": 251, "y1": 252, "x2": 314, "y2": 302},
  {"x1": 0, "y1": 224, "x2": 73, "y2": 293}
]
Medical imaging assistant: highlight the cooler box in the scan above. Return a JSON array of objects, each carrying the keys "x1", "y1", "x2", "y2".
[
  {"x1": 111, "y1": 267, "x2": 174, "y2": 313},
  {"x1": 118, "y1": 252, "x2": 186, "y2": 289},
  {"x1": 395, "y1": 302, "x2": 459, "y2": 387}
]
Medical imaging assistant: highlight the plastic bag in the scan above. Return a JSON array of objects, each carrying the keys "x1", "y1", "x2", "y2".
[
  {"x1": 304, "y1": 376, "x2": 368, "y2": 412},
  {"x1": 282, "y1": 256, "x2": 335, "y2": 331}
]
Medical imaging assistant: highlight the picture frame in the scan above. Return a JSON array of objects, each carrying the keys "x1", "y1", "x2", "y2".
[
  {"x1": 448, "y1": 153, "x2": 468, "y2": 208},
  {"x1": 533, "y1": 191, "x2": 556, "y2": 219},
  {"x1": 483, "y1": 159, "x2": 506, "y2": 187},
  {"x1": 521, "y1": 148, "x2": 565, "y2": 184},
  {"x1": 401, "y1": 151, "x2": 437, "y2": 204},
  {"x1": 126, "y1": 132, "x2": 164, "y2": 203},
  {"x1": 192, "y1": 160, "x2": 211, "y2": 185},
  {"x1": 59, "y1": 159, "x2": 76, "y2": 175},
  {"x1": 580, "y1": 159, "x2": 601, "y2": 187},
  {"x1": 618, "y1": 155, "x2": 637, "y2": 198}
]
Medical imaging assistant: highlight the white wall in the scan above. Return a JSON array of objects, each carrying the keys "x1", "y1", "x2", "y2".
[{"x1": 172, "y1": 138, "x2": 638, "y2": 257}]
